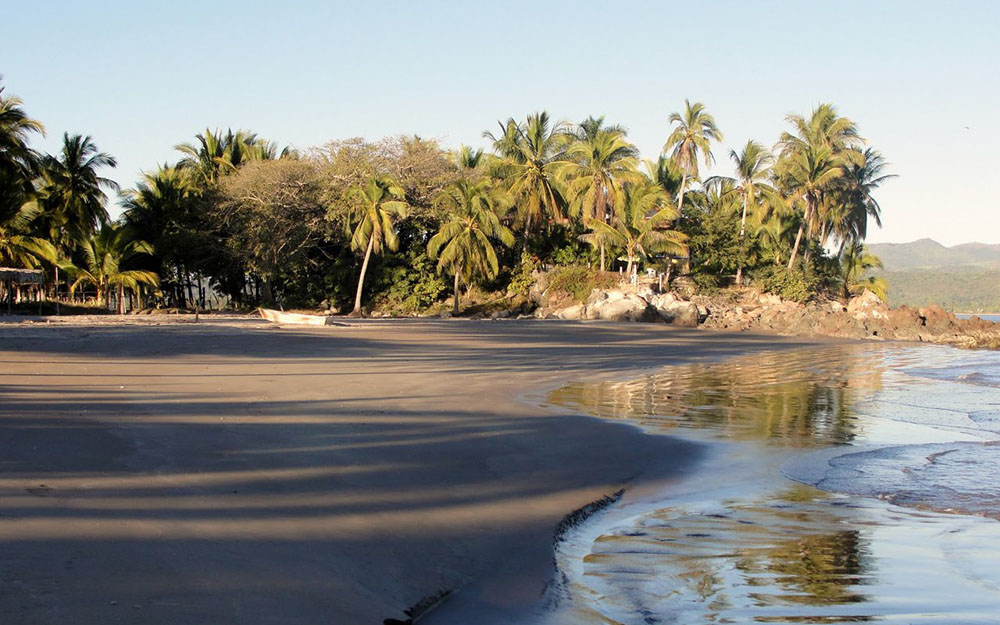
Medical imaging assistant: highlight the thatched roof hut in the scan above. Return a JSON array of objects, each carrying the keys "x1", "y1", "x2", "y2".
[
  {"x1": 0, "y1": 267, "x2": 45, "y2": 284},
  {"x1": 0, "y1": 267, "x2": 44, "y2": 284}
]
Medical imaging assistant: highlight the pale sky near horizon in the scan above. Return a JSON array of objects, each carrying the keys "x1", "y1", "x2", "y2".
[{"x1": 4, "y1": 1, "x2": 997, "y2": 245}]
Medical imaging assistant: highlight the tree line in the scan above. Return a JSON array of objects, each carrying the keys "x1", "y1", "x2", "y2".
[{"x1": 1, "y1": 77, "x2": 892, "y2": 315}]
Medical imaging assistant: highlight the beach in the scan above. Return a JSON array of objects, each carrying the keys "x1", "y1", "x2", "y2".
[{"x1": 0, "y1": 317, "x2": 824, "y2": 624}]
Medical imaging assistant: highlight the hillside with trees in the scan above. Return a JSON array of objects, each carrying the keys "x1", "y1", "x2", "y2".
[{"x1": 1, "y1": 77, "x2": 893, "y2": 315}]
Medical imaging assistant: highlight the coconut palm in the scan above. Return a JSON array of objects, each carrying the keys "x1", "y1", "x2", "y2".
[
  {"x1": 776, "y1": 104, "x2": 863, "y2": 267},
  {"x1": 348, "y1": 175, "x2": 409, "y2": 315},
  {"x1": 37, "y1": 134, "x2": 118, "y2": 239},
  {"x1": 707, "y1": 140, "x2": 777, "y2": 284},
  {"x1": 71, "y1": 224, "x2": 159, "y2": 312},
  {"x1": 484, "y1": 112, "x2": 569, "y2": 232},
  {"x1": 581, "y1": 181, "x2": 688, "y2": 277},
  {"x1": 429, "y1": 178, "x2": 515, "y2": 314},
  {"x1": 453, "y1": 145, "x2": 484, "y2": 172},
  {"x1": 663, "y1": 100, "x2": 723, "y2": 211},
  {"x1": 775, "y1": 144, "x2": 843, "y2": 269},
  {"x1": 562, "y1": 127, "x2": 641, "y2": 270},
  {"x1": 0, "y1": 78, "x2": 44, "y2": 192},
  {"x1": 176, "y1": 128, "x2": 273, "y2": 184},
  {"x1": 831, "y1": 147, "x2": 894, "y2": 250},
  {"x1": 0, "y1": 194, "x2": 58, "y2": 268},
  {"x1": 838, "y1": 242, "x2": 887, "y2": 301}
]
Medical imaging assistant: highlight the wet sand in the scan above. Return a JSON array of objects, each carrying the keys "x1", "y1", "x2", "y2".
[{"x1": 0, "y1": 316, "x2": 824, "y2": 624}]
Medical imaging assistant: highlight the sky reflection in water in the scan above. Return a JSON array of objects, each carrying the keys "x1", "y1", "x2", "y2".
[{"x1": 545, "y1": 345, "x2": 1000, "y2": 624}]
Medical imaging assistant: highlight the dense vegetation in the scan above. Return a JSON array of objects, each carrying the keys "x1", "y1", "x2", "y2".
[{"x1": 1, "y1": 78, "x2": 892, "y2": 314}]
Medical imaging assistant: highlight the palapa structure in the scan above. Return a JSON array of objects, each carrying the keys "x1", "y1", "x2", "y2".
[{"x1": 1, "y1": 267, "x2": 45, "y2": 314}]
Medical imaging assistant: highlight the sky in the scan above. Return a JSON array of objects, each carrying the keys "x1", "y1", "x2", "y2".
[{"x1": 3, "y1": 0, "x2": 998, "y2": 246}]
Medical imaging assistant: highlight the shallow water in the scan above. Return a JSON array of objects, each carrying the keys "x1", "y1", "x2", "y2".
[{"x1": 542, "y1": 344, "x2": 1000, "y2": 624}]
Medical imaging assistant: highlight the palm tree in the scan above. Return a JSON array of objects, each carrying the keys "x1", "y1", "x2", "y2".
[
  {"x1": 429, "y1": 178, "x2": 515, "y2": 314},
  {"x1": 775, "y1": 144, "x2": 843, "y2": 269},
  {"x1": 776, "y1": 104, "x2": 862, "y2": 267},
  {"x1": 0, "y1": 195, "x2": 57, "y2": 268},
  {"x1": 708, "y1": 140, "x2": 777, "y2": 284},
  {"x1": 348, "y1": 175, "x2": 409, "y2": 315},
  {"x1": 71, "y1": 224, "x2": 159, "y2": 312},
  {"x1": 0, "y1": 78, "x2": 44, "y2": 193},
  {"x1": 838, "y1": 242, "x2": 887, "y2": 301},
  {"x1": 831, "y1": 147, "x2": 894, "y2": 251},
  {"x1": 663, "y1": 100, "x2": 723, "y2": 212},
  {"x1": 484, "y1": 112, "x2": 569, "y2": 232},
  {"x1": 562, "y1": 127, "x2": 640, "y2": 270},
  {"x1": 453, "y1": 145, "x2": 484, "y2": 172},
  {"x1": 581, "y1": 181, "x2": 688, "y2": 277},
  {"x1": 176, "y1": 128, "x2": 273, "y2": 185}
]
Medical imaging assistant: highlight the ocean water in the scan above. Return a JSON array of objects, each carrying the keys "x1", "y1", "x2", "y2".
[
  {"x1": 957, "y1": 313, "x2": 1000, "y2": 323},
  {"x1": 542, "y1": 344, "x2": 1000, "y2": 624}
]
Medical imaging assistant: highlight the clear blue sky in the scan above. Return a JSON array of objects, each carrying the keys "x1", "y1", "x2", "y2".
[{"x1": 4, "y1": 0, "x2": 997, "y2": 245}]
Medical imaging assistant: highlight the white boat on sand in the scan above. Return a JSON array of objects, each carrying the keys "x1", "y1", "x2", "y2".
[{"x1": 258, "y1": 308, "x2": 341, "y2": 326}]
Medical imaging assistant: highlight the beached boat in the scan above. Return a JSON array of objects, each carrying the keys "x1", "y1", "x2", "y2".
[{"x1": 258, "y1": 308, "x2": 336, "y2": 326}]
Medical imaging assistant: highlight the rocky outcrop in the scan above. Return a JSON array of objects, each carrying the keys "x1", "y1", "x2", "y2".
[
  {"x1": 531, "y1": 285, "x2": 697, "y2": 326},
  {"x1": 698, "y1": 290, "x2": 1000, "y2": 349}
]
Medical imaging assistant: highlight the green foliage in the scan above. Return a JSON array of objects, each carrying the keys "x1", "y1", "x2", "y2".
[
  {"x1": 547, "y1": 265, "x2": 617, "y2": 302},
  {"x1": 751, "y1": 265, "x2": 820, "y2": 303},
  {"x1": 507, "y1": 251, "x2": 539, "y2": 296},
  {"x1": 371, "y1": 250, "x2": 447, "y2": 314}
]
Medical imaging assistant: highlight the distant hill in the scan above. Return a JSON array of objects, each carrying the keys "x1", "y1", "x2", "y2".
[
  {"x1": 868, "y1": 239, "x2": 1000, "y2": 272},
  {"x1": 867, "y1": 239, "x2": 1000, "y2": 311}
]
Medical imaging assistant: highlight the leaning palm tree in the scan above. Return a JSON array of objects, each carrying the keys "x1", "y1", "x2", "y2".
[
  {"x1": 348, "y1": 175, "x2": 409, "y2": 315},
  {"x1": 581, "y1": 181, "x2": 688, "y2": 277},
  {"x1": 774, "y1": 143, "x2": 843, "y2": 269},
  {"x1": 484, "y1": 111, "x2": 569, "y2": 232},
  {"x1": 429, "y1": 178, "x2": 515, "y2": 314},
  {"x1": 838, "y1": 242, "x2": 887, "y2": 301},
  {"x1": 71, "y1": 224, "x2": 159, "y2": 313},
  {"x1": 562, "y1": 128, "x2": 641, "y2": 270},
  {"x1": 663, "y1": 100, "x2": 723, "y2": 211},
  {"x1": 707, "y1": 140, "x2": 777, "y2": 284}
]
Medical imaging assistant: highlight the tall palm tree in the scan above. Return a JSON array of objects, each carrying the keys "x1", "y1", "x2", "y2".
[
  {"x1": 776, "y1": 104, "x2": 862, "y2": 267},
  {"x1": 71, "y1": 224, "x2": 159, "y2": 312},
  {"x1": 0, "y1": 78, "x2": 44, "y2": 193},
  {"x1": 581, "y1": 181, "x2": 688, "y2": 277},
  {"x1": 176, "y1": 128, "x2": 273, "y2": 185},
  {"x1": 562, "y1": 128, "x2": 640, "y2": 270},
  {"x1": 664, "y1": 100, "x2": 723, "y2": 212},
  {"x1": 484, "y1": 111, "x2": 569, "y2": 232},
  {"x1": 429, "y1": 178, "x2": 515, "y2": 314},
  {"x1": 838, "y1": 242, "x2": 887, "y2": 301},
  {"x1": 831, "y1": 147, "x2": 894, "y2": 251},
  {"x1": 348, "y1": 175, "x2": 409, "y2": 315},
  {"x1": 708, "y1": 140, "x2": 777, "y2": 284}
]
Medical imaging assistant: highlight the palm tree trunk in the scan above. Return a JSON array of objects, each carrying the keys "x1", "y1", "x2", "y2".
[
  {"x1": 452, "y1": 268, "x2": 460, "y2": 315},
  {"x1": 600, "y1": 244, "x2": 606, "y2": 272},
  {"x1": 118, "y1": 283, "x2": 125, "y2": 314},
  {"x1": 54, "y1": 266, "x2": 60, "y2": 315},
  {"x1": 352, "y1": 235, "x2": 375, "y2": 315},
  {"x1": 677, "y1": 172, "x2": 687, "y2": 211},
  {"x1": 736, "y1": 200, "x2": 748, "y2": 286},
  {"x1": 787, "y1": 221, "x2": 806, "y2": 269}
]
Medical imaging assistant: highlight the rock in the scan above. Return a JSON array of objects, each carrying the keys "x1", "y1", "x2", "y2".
[
  {"x1": 555, "y1": 304, "x2": 586, "y2": 320},
  {"x1": 660, "y1": 301, "x2": 700, "y2": 327},
  {"x1": 438, "y1": 311, "x2": 452, "y2": 319},
  {"x1": 585, "y1": 292, "x2": 656, "y2": 322},
  {"x1": 847, "y1": 290, "x2": 888, "y2": 320}
]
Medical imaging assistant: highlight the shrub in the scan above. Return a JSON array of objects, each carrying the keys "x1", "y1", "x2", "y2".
[
  {"x1": 751, "y1": 265, "x2": 820, "y2": 303},
  {"x1": 507, "y1": 251, "x2": 540, "y2": 297},
  {"x1": 547, "y1": 265, "x2": 617, "y2": 302}
]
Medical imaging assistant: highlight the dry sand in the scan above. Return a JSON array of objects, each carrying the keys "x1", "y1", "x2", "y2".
[{"x1": 0, "y1": 316, "x2": 824, "y2": 624}]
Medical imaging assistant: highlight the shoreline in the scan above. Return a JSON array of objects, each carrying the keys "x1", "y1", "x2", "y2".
[{"x1": 0, "y1": 317, "x2": 835, "y2": 624}]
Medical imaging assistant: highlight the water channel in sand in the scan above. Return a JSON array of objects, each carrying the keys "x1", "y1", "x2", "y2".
[{"x1": 540, "y1": 343, "x2": 1000, "y2": 624}]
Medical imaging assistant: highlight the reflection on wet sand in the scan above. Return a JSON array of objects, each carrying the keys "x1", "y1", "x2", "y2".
[
  {"x1": 546, "y1": 345, "x2": 1000, "y2": 625},
  {"x1": 550, "y1": 345, "x2": 888, "y2": 447}
]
